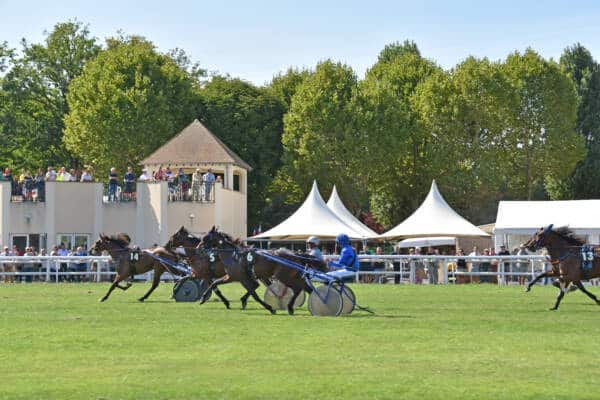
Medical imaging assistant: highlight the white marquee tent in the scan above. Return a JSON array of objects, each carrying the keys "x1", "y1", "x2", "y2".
[
  {"x1": 327, "y1": 186, "x2": 377, "y2": 239},
  {"x1": 494, "y1": 200, "x2": 600, "y2": 249},
  {"x1": 379, "y1": 180, "x2": 490, "y2": 239},
  {"x1": 251, "y1": 181, "x2": 365, "y2": 240},
  {"x1": 397, "y1": 236, "x2": 456, "y2": 248}
]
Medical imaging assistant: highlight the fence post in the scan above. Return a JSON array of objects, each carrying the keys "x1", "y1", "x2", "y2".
[
  {"x1": 409, "y1": 261, "x2": 415, "y2": 285},
  {"x1": 45, "y1": 259, "x2": 50, "y2": 282},
  {"x1": 442, "y1": 258, "x2": 448, "y2": 284},
  {"x1": 530, "y1": 259, "x2": 535, "y2": 282},
  {"x1": 499, "y1": 260, "x2": 505, "y2": 286}
]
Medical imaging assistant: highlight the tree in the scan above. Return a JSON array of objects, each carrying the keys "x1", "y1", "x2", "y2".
[
  {"x1": 358, "y1": 44, "x2": 439, "y2": 227},
  {"x1": 0, "y1": 21, "x2": 100, "y2": 170},
  {"x1": 64, "y1": 35, "x2": 200, "y2": 176},
  {"x1": 276, "y1": 60, "x2": 363, "y2": 213},
  {"x1": 502, "y1": 49, "x2": 585, "y2": 200},
  {"x1": 266, "y1": 67, "x2": 312, "y2": 110},
  {"x1": 560, "y1": 44, "x2": 600, "y2": 198},
  {"x1": 414, "y1": 57, "x2": 516, "y2": 223},
  {"x1": 196, "y1": 76, "x2": 286, "y2": 231}
]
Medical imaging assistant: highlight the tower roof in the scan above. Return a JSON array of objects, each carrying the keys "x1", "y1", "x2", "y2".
[{"x1": 141, "y1": 119, "x2": 252, "y2": 170}]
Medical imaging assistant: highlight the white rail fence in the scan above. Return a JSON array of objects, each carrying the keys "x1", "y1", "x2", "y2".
[{"x1": 0, "y1": 254, "x2": 553, "y2": 285}]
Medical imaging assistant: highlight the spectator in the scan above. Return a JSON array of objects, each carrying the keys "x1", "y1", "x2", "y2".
[
  {"x1": 412, "y1": 247, "x2": 425, "y2": 284},
  {"x1": 456, "y1": 248, "x2": 467, "y2": 284},
  {"x1": 178, "y1": 168, "x2": 189, "y2": 200},
  {"x1": 468, "y1": 246, "x2": 480, "y2": 284},
  {"x1": 392, "y1": 245, "x2": 402, "y2": 284},
  {"x1": 70, "y1": 246, "x2": 88, "y2": 282},
  {"x1": 0, "y1": 245, "x2": 15, "y2": 283},
  {"x1": 34, "y1": 168, "x2": 45, "y2": 201},
  {"x1": 165, "y1": 167, "x2": 175, "y2": 191},
  {"x1": 203, "y1": 168, "x2": 215, "y2": 201},
  {"x1": 516, "y1": 246, "x2": 529, "y2": 286},
  {"x1": 80, "y1": 169, "x2": 93, "y2": 182},
  {"x1": 21, "y1": 170, "x2": 34, "y2": 200},
  {"x1": 69, "y1": 169, "x2": 77, "y2": 182},
  {"x1": 4, "y1": 168, "x2": 14, "y2": 196},
  {"x1": 138, "y1": 168, "x2": 150, "y2": 182},
  {"x1": 154, "y1": 166, "x2": 165, "y2": 181},
  {"x1": 123, "y1": 166, "x2": 136, "y2": 201},
  {"x1": 108, "y1": 167, "x2": 118, "y2": 202},
  {"x1": 497, "y1": 245, "x2": 510, "y2": 284},
  {"x1": 45, "y1": 166, "x2": 57, "y2": 181},
  {"x1": 426, "y1": 246, "x2": 438, "y2": 284},
  {"x1": 480, "y1": 248, "x2": 491, "y2": 283},
  {"x1": 191, "y1": 169, "x2": 202, "y2": 201},
  {"x1": 22, "y1": 246, "x2": 35, "y2": 283},
  {"x1": 57, "y1": 167, "x2": 72, "y2": 182}
]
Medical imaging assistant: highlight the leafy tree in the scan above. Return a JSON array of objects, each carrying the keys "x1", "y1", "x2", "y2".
[
  {"x1": 377, "y1": 40, "x2": 420, "y2": 64},
  {"x1": 266, "y1": 67, "x2": 312, "y2": 110},
  {"x1": 64, "y1": 35, "x2": 200, "y2": 176},
  {"x1": 0, "y1": 21, "x2": 100, "y2": 170},
  {"x1": 502, "y1": 49, "x2": 585, "y2": 200},
  {"x1": 358, "y1": 45, "x2": 439, "y2": 226},
  {"x1": 276, "y1": 60, "x2": 363, "y2": 213},
  {"x1": 560, "y1": 44, "x2": 600, "y2": 198},
  {"x1": 196, "y1": 76, "x2": 286, "y2": 231}
]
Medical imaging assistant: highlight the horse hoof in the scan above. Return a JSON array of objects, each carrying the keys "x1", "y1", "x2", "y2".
[
  {"x1": 288, "y1": 308, "x2": 294, "y2": 315},
  {"x1": 525, "y1": 287, "x2": 531, "y2": 293},
  {"x1": 550, "y1": 307, "x2": 558, "y2": 311},
  {"x1": 224, "y1": 302, "x2": 230, "y2": 309},
  {"x1": 99, "y1": 298, "x2": 106, "y2": 302},
  {"x1": 270, "y1": 309, "x2": 276, "y2": 315},
  {"x1": 138, "y1": 298, "x2": 145, "y2": 302}
]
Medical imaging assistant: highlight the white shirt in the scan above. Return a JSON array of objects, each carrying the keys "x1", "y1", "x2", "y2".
[{"x1": 138, "y1": 172, "x2": 150, "y2": 182}]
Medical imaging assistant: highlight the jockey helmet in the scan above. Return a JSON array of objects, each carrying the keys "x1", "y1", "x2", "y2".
[
  {"x1": 336, "y1": 233, "x2": 350, "y2": 246},
  {"x1": 306, "y1": 236, "x2": 320, "y2": 246}
]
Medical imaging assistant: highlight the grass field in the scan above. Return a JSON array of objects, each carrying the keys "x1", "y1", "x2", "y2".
[{"x1": 1, "y1": 283, "x2": 600, "y2": 400}]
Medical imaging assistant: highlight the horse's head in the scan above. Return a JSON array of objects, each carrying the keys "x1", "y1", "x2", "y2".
[
  {"x1": 523, "y1": 224, "x2": 554, "y2": 252},
  {"x1": 167, "y1": 226, "x2": 199, "y2": 251},
  {"x1": 199, "y1": 226, "x2": 236, "y2": 250},
  {"x1": 89, "y1": 233, "x2": 130, "y2": 255}
]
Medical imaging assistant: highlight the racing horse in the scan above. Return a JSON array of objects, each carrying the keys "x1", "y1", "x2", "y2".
[
  {"x1": 90, "y1": 234, "x2": 184, "y2": 302},
  {"x1": 524, "y1": 225, "x2": 600, "y2": 310},
  {"x1": 197, "y1": 227, "x2": 328, "y2": 315}
]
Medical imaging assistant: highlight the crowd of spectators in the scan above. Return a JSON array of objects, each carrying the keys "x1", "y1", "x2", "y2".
[
  {"x1": 2, "y1": 164, "x2": 221, "y2": 203},
  {"x1": 0, "y1": 243, "x2": 94, "y2": 283}
]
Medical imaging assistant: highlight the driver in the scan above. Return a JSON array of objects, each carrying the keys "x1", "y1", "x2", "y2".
[
  {"x1": 306, "y1": 236, "x2": 323, "y2": 261},
  {"x1": 327, "y1": 233, "x2": 359, "y2": 279}
]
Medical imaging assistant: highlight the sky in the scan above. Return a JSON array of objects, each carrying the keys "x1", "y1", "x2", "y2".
[{"x1": 1, "y1": 0, "x2": 600, "y2": 85}]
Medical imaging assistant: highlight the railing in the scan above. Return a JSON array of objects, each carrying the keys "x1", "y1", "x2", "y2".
[
  {"x1": 322, "y1": 255, "x2": 552, "y2": 285},
  {"x1": 9, "y1": 181, "x2": 46, "y2": 202},
  {"x1": 102, "y1": 182, "x2": 215, "y2": 203},
  {"x1": 0, "y1": 256, "x2": 113, "y2": 282},
  {"x1": 0, "y1": 255, "x2": 556, "y2": 286}
]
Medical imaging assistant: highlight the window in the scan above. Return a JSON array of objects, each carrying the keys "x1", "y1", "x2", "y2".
[
  {"x1": 56, "y1": 234, "x2": 90, "y2": 251},
  {"x1": 10, "y1": 233, "x2": 47, "y2": 253},
  {"x1": 233, "y1": 174, "x2": 240, "y2": 191}
]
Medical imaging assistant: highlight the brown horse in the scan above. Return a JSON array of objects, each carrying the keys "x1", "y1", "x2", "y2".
[
  {"x1": 524, "y1": 225, "x2": 600, "y2": 310},
  {"x1": 197, "y1": 227, "x2": 328, "y2": 315},
  {"x1": 90, "y1": 234, "x2": 184, "y2": 302}
]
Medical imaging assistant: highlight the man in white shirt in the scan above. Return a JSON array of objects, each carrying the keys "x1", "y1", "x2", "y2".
[
  {"x1": 138, "y1": 168, "x2": 150, "y2": 182},
  {"x1": 45, "y1": 167, "x2": 57, "y2": 181}
]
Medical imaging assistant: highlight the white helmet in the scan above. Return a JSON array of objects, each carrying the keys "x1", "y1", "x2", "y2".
[{"x1": 306, "y1": 236, "x2": 320, "y2": 246}]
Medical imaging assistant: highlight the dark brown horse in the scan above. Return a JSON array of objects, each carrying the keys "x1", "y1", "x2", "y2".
[
  {"x1": 197, "y1": 227, "x2": 328, "y2": 315},
  {"x1": 90, "y1": 234, "x2": 184, "y2": 302},
  {"x1": 524, "y1": 225, "x2": 600, "y2": 310}
]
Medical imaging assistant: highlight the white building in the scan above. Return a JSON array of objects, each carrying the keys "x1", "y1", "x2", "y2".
[
  {"x1": 494, "y1": 200, "x2": 600, "y2": 251},
  {"x1": 0, "y1": 120, "x2": 249, "y2": 252}
]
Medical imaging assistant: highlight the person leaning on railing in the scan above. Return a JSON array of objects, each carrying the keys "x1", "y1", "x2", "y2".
[{"x1": 203, "y1": 169, "x2": 215, "y2": 201}]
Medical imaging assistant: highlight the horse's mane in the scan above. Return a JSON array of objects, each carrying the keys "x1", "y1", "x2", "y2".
[
  {"x1": 553, "y1": 226, "x2": 585, "y2": 246},
  {"x1": 109, "y1": 233, "x2": 131, "y2": 247},
  {"x1": 215, "y1": 230, "x2": 236, "y2": 244}
]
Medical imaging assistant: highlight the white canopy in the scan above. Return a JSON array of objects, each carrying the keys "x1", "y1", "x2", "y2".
[
  {"x1": 397, "y1": 236, "x2": 456, "y2": 248},
  {"x1": 379, "y1": 180, "x2": 490, "y2": 239},
  {"x1": 495, "y1": 200, "x2": 600, "y2": 233},
  {"x1": 252, "y1": 181, "x2": 364, "y2": 240},
  {"x1": 327, "y1": 186, "x2": 377, "y2": 239}
]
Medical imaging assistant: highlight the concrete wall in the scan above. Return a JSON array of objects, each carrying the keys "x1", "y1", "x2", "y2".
[{"x1": 1, "y1": 180, "x2": 247, "y2": 250}]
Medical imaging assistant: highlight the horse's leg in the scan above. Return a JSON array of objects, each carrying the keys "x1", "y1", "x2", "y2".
[
  {"x1": 212, "y1": 286, "x2": 231, "y2": 309},
  {"x1": 286, "y1": 287, "x2": 303, "y2": 315},
  {"x1": 551, "y1": 281, "x2": 569, "y2": 310},
  {"x1": 526, "y1": 270, "x2": 556, "y2": 292},
  {"x1": 573, "y1": 281, "x2": 600, "y2": 305},
  {"x1": 243, "y1": 279, "x2": 276, "y2": 315},
  {"x1": 116, "y1": 282, "x2": 133, "y2": 290},
  {"x1": 100, "y1": 275, "x2": 125, "y2": 302},
  {"x1": 240, "y1": 291, "x2": 252, "y2": 310},
  {"x1": 138, "y1": 269, "x2": 161, "y2": 302},
  {"x1": 200, "y1": 276, "x2": 229, "y2": 305}
]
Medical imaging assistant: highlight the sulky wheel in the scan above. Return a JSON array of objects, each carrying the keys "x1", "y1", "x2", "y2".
[
  {"x1": 173, "y1": 278, "x2": 200, "y2": 302},
  {"x1": 264, "y1": 280, "x2": 305, "y2": 310},
  {"x1": 307, "y1": 284, "x2": 342, "y2": 317},
  {"x1": 333, "y1": 283, "x2": 355, "y2": 315}
]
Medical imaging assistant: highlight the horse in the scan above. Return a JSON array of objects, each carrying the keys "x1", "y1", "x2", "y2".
[
  {"x1": 197, "y1": 226, "x2": 328, "y2": 315},
  {"x1": 90, "y1": 234, "x2": 184, "y2": 302},
  {"x1": 523, "y1": 225, "x2": 600, "y2": 310}
]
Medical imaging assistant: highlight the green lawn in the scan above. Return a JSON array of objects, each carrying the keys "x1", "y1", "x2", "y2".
[{"x1": 1, "y1": 283, "x2": 599, "y2": 400}]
